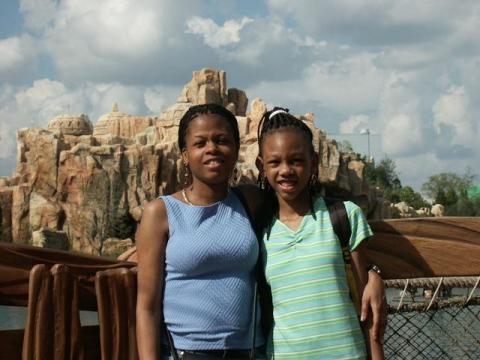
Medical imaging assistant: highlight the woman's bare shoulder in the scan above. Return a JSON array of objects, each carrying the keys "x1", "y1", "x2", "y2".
[
  {"x1": 137, "y1": 198, "x2": 169, "y2": 245},
  {"x1": 142, "y1": 198, "x2": 167, "y2": 217}
]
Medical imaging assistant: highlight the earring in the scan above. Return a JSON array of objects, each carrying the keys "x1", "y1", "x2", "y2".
[
  {"x1": 183, "y1": 161, "x2": 190, "y2": 187},
  {"x1": 258, "y1": 171, "x2": 267, "y2": 190},
  {"x1": 309, "y1": 173, "x2": 318, "y2": 193}
]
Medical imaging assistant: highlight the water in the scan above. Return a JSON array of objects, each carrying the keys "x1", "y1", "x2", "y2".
[{"x1": 0, "y1": 305, "x2": 98, "y2": 330}]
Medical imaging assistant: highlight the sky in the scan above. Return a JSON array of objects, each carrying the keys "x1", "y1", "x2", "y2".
[{"x1": 0, "y1": 0, "x2": 479, "y2": 191}]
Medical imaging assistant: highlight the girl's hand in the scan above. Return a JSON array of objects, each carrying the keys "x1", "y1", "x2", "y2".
[{"x1": 361, "y1": 270, "x2": 388, "y2": 343}]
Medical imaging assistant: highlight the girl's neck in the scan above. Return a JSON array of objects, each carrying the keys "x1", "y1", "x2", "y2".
[
  {"x1": 184, "y1": 179, "x2": 229, "y2": 205},
  {"x1": 277, "y1": 190, "x2": 312, "y2": 220}
]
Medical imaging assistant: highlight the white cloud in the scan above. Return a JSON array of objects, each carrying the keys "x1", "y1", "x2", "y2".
[
  {"x1": 303, "y1": 53, "x2": 385, "y2": 112},
  {"x1": 340, "y1": 114, "x2": 370, "y2": 134},
  {"x1": 267, "y1": 0, "x2": 478, "y2": 46},
  {"x1": 432, "y1": 86, "x2": 475, "y2": 146},
  {"x1": 0, "y1": 120, "x2": 16, "y2": 159},
  {"x1": 382, "y1": 113, "x2": 423, "y2": 156},
  {"x1": 20, "y1": 0, "x2": 57, "y2": 31},
  {"x1": 186, "y1": 16, "x2": 253, "y2": 48},
  {"x1": 0, "y1": 35, "x2": 38, "y2": 78},
  {"x1": 38, "y1": 0, "x2": 204, "y2": 83},
  {"x1": 144, "y1": 86, "x2": 178, "y2": 114}
]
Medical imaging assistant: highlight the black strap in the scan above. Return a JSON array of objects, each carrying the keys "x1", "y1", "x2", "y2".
[
  {"x1": 165, "y1": 324, "x2": 180, "y2": 360},
  {"x1": 324, "y1": 197, "x2": 352, "y2": 263}
]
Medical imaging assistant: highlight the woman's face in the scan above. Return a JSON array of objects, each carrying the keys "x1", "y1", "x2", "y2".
[{"x1": 182, "y1": 114, "x2": 239, "y2": 186}]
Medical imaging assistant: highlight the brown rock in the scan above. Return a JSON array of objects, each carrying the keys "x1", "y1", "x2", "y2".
[
  {"x1": 228, "y1": 88, "x2": 248, "y2": 116},
  {"x1": 16, "y1": 128, "x2": 61, "y2": 198},
  {"x1": 249, "y1": 98, "x2": 267, "y2": 127},
  {"x1": 347, "y1": 160, "x2": 366, "y2": 196},
  {"x1": 431, "y1": 204, "x2": 445, "y2": 217},
  {"x1": 101, "y1": 237, "x2": 134, "y2": 257},
  {"x1": 0, "y1": 187, "x2": 13, "y2": 242},
  {"x1": 57, "y1": 144, "x2": 129, "y2": 255},
  {"x1": 29, "y1": 192, "x2": 64, "y2": 232},
  {"x1": 11, "y1": 184, "x2": 31, "y2": 244},
  {"x1": 160, "y1": 103, "x2": 192, "y2": 126},
  {"x1": 93, "y1": 103, "x2": 153, "y2": 139},
  {"x1": 32, "y1": 228, "x2": 69, "y2": 250},
  {"x1": 47, "y1": 114, "x2": 93, "y2": 136},
  {"x1": 184, "y1": 68, "x2": 227, "y2": 105}
]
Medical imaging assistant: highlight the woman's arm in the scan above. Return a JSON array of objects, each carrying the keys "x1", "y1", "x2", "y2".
[
  {"x1": 136, "y1": 200, "x2": 169, "y2": 360},
  {"x1": 351, "y1": 242, "x2": 385, "y2": 360}
]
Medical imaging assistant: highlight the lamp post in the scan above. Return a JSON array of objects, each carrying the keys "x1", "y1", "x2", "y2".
[{"x1": 360, "y1": 128, "x2": 371, "y2": 161}]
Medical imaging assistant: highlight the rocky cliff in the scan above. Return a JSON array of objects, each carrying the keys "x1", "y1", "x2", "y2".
[{"x1": 0, "y1": 69, "x2": 390, "y2": 255}]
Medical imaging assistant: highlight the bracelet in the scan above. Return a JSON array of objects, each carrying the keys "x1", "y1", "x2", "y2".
[{"x1": 366, "y1": 264, "x2": 381, "y2": 275}]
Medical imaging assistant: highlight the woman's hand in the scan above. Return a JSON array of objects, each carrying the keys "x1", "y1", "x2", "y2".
[{"x1": 361, "y1": 270, "x2": 387, "y2": 343}]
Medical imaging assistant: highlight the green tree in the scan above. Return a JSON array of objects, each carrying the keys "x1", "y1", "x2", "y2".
[
  {"x1": 422, "y1": 169, "x2": 479, "y2": 216},
  {"x1": 363, "y1": 156, "x2": 429, "y2": 208},
  {"x1": 364, "y1": 156, "x2": 402, "y2": 199},
  {"x1": 394, "y1": 186, "x2": 430, "y2": 209},
  {"x1": 422, "y1": 171, "x2": 475, "y2": 202}
]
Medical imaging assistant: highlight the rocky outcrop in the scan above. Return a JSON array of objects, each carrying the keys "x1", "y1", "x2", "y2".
[
  {"x1": 31, "y1": 228, "x2": 68, "y2": 250},
  {"x1": 48, "y1": 114, "x2": 93, "y2": 136},
  {"x1": 0, "y1": 68, "x2": 388, "y2": 255},
  {"x1": 93, "y1": 103, "x2": 154, "y2": 140},
  {"x1": 101, "y1": 237, "x2": 134, "y2": 258},
  {"x1": 431, "y1": 204, "x2": 445, "y2": 217}
]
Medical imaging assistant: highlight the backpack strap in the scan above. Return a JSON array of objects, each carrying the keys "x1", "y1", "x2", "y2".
[
  {"x1": 323, "y1": 197, "x2": 361, "y2": 314},
  {"x1": 323, "y1": 197, "x2": 351, "y2": 249}
]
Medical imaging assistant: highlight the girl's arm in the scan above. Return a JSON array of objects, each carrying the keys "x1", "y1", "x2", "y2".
[
  {"x1": 136, "y1": 200, "x2": 169, "y2": 360},
  {"x1": 351, "y1": 242, "x2": 385, "y2": 360}
]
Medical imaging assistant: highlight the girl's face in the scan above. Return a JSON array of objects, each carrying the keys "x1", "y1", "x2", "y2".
[
  {"x1": 182, "y1": 114, "x2": 239, "y2": 186},
  {"x1": 258, "y1": 128, "x2": 317, "y2": 203}
]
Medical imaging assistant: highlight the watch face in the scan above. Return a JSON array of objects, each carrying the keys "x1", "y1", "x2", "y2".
[{"x1": 368, "y1": 265, "x2": 381, "y2": 274}]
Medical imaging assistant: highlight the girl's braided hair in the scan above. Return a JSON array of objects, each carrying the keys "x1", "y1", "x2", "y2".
[
  {"x1": 257, "y1": 107, "x2": 320, "y2": 237},
  {"x1": 178, "y1": 103, "x2": 240, "y2": 150}
]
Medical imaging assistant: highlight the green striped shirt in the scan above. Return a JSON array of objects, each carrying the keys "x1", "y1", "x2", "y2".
[{"x1": 262, "y1": 197, "x2": 373, "y2": 359}]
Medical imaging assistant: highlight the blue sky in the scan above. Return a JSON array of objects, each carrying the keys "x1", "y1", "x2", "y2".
[{"x1": 0, "y1": 0, "x2": 479, "y2": 191}]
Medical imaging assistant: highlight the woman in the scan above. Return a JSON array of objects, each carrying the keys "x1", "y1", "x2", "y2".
[{"x1": 136, "y1": 104, "x2": 264, "y2": 359}]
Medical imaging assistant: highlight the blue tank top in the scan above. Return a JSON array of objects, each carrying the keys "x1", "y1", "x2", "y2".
[{"x1": 160, "y1": 191, "x2": 263, "y2": 350}]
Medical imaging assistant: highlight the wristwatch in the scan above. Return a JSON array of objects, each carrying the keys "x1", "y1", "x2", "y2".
[{"x1": 366, "y1": 264, "x2": 382, "y2": 275}]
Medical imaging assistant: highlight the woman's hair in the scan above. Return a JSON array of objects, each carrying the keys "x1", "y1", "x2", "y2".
[
  {"x1": 178, "y1": 103, "x2": 240, "y2": 150},
  {"x1": 257, "y1": 107, "x2": 320, "y2": 235}
]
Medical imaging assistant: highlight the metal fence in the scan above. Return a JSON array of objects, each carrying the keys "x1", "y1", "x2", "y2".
[{"x1": 384, "y1": 277, "x2": 480, "y2": 360}]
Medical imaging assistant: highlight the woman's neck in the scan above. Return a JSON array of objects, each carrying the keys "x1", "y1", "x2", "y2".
[{"x1": 184, "y1": 180, "x2": 229, "y2": 206}]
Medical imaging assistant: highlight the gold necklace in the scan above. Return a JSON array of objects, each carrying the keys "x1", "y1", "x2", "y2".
[
  {"x1": 181, "y1": 187, "x2": 229, "y2": 206},
  {"x1": 182, "y1": 188, "x2": 194, "y2": 205}
]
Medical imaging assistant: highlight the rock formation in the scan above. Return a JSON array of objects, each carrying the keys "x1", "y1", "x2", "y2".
[{"x1": 0, "y1": 68, "x2": 391, "y2": 255}]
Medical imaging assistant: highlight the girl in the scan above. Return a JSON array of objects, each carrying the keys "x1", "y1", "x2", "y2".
[
  {"x1": 256, "y1": 107, "x2": 385, "y2": 359},
  {"x1": 135, "y1": 104, "x2": 265, "y2": 360}
]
